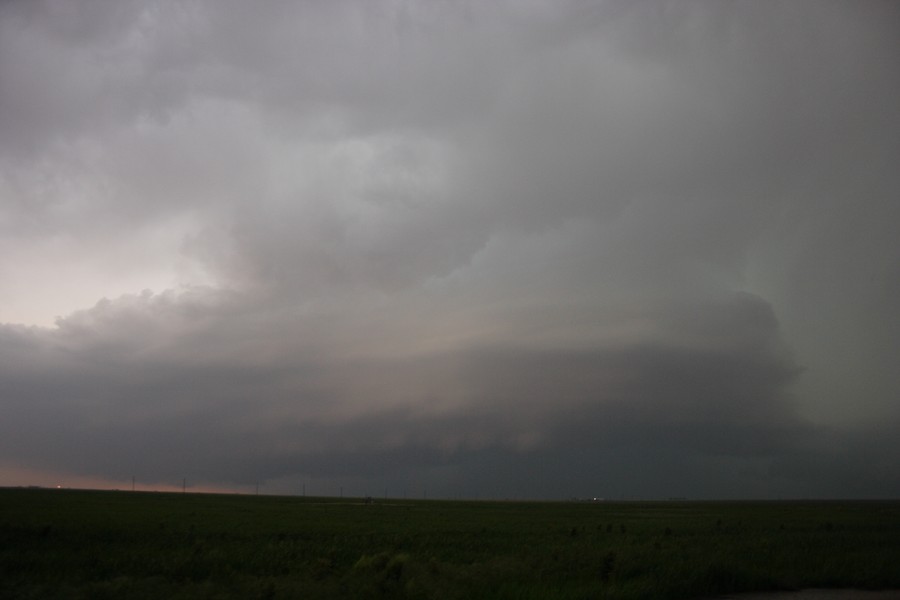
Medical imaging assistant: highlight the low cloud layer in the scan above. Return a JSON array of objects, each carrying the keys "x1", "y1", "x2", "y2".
[{"x1": 1, "y1": 1, "x2": 898, "y2": 498}]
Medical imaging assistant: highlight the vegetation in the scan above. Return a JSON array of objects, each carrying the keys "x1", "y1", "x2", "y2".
[{"x1": 2, "y1": 487, "x2": 899, "y2": 599}]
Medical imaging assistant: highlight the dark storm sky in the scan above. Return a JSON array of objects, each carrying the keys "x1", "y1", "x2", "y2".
[{"x1": 1, "y1": 1, "x2": 898, "y2": 498}]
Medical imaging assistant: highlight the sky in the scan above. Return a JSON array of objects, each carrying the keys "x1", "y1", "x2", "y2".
[{"x1": 1, "y1": 0, "x2": 898, "y2": 500}]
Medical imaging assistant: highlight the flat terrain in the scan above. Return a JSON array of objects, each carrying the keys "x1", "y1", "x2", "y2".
[{"x1": 2, "y1": 488, "x2": 899, "y2": 599}]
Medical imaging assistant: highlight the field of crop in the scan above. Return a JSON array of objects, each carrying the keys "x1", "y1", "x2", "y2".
[{"x1": 2, "y1": 488, "x2": 899, "y2": 599}]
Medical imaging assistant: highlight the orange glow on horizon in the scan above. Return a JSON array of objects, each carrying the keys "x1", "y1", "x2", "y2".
[{"x1": 0, "y1": 464, "x2": 246, "y2": 495}]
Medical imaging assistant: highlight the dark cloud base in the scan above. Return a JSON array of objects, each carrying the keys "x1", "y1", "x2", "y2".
[{"x1": 5, "y1": 290, "x2": 894, "y2": 499}]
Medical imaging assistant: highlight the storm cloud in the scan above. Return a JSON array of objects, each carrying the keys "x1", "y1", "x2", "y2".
[{"x1": 1, "y1": 1, "x2": 898, "y2": 498}]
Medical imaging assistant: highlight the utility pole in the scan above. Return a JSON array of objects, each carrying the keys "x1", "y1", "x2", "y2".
[
  {"x1": 132, "y1": 476, "x2": 135, "y2": 492},
  {"x1": 182, "y1": 478, "x2": 186, "y2": 494}
]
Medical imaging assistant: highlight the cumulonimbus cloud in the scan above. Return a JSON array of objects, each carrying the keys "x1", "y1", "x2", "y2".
[{"x1": 1, "y1": 0, "x2": 898, "y2": 498}]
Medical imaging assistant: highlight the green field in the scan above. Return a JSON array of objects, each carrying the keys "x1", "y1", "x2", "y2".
[{"x1": 2, "y1": 488, "x2": 899, "y2": 599}]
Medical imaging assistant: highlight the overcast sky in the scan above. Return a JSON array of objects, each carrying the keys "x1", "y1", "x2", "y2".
[{"x1": 1, "y1": 0, "x2": 898, "y2": 499}]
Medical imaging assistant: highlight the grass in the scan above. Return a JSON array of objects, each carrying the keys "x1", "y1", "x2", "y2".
[{"x1": 2, "y1": 488, "x2": 899, "y2": 599}]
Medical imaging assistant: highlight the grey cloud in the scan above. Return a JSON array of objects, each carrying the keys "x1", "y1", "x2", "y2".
[{"x1": 1, "y1": 1, "x2": 898, "y2": 498}]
